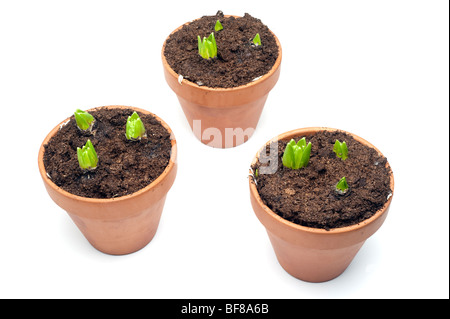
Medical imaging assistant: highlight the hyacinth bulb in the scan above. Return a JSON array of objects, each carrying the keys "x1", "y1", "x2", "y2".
[
  {"x1": 74, "y1": 109, "x2": 95, "y2": 131},
  {"x1": 126, "y1": 111, "x2": 147, "y2": 141},
  {"x1": 77, "y1": 139, "x2": 98, "y2": 170},
  {"x1": 282, "y1": 138, "x2": 312, "y2": 170},
  {"x1": 333, "y1": 140, "x2": 348, "y2": 161},
  {"x1": 198, "y1": 32, "x2": 217, "y2": 59}
]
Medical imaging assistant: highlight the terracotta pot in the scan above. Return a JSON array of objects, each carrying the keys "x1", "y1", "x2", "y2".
[
  {"x1": 249, "y1": 127, "x2": 395, "y2": 282},
  {"x1": 162, "y1": 16, "x2": 282, "y2": 148},
  {"x1": 38, "y1": 105, "x2": 177, "y2": 255}
]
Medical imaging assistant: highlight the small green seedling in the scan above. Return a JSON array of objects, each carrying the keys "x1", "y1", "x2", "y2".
[
  {"x1": 126, "y1": 111, "x2": 147, "y2": 140},
  {"x1": 198, "y1": 32, "x2": 217, "y2": 59},
  {"x1": 77, "y1": 139, "x2": 98, "y2": 170},
  {"x1": 214, "y1": 20, "x2": 223, "y2": 32},
  {"x1": 335, "y1": 176, "x2": 349, "y2": 195},
  {"x1": 333, "y1": 140, "x2": 348, "y2": 161},
  {"x1": 282, "y1": 138, "x2": 312, "y2": 170},
  {"x1": 74, "y1": 109, "x2": 95, "y2": 131},
  {"x1": 252, "y1": 33, "x2": 261, "y2": 46}
]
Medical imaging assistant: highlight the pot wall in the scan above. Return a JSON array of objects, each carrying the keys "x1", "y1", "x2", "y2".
[
  {"x1": 174, "y1": 93, "x2": 270, "y2": 148},
  {"x1": 66, "y1": 195, "x2": 168, "y2": 255},
  {"x1": 38, "y1": 105, "x2": 177, "y2": 255}
]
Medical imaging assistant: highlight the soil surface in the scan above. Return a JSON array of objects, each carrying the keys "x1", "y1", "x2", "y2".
[
  {"x1": 251, "y1": 130, "x2": 392, "y2": 230},
  {"x1": 164, "y1": 11, "x2": 279, "y2": 88},
  {"x1": 43, "y1": 108, "x2": 172, "y2": 199}
]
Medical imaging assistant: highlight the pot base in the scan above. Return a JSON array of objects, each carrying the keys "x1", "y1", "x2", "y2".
[
  {"x1": 267, "y1": 231, "x2": 364, "y2": 283},
  {"x1": 68, "y1": 195, "x2": 167, "y2": 255}
]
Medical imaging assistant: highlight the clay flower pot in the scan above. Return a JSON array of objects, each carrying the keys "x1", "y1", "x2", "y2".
[
  {"x1": 249, "y1": 127, "x2": 395, "y2": 282},
  {"x1": 162, "y1": 15, "x2": 282, "y2": 148},
  {"x1": 38, "y1": 105, "x2": 177, "y2": 255}
]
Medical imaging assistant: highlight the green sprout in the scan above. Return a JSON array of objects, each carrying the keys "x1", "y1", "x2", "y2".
[
  {"x1": 198, "y1": 32, "x2": 217, "y2": 59},
  {"x1": 335, "y1": 176, "x2": 349, "y2": 195},
  {"x1": 333, "y1": 140, "x2": 348, "y2": 161},
  {"x1": 282, "y1": 138, "x2": 312, "y2": 170},
  {"x1": 77, "y1": 139, "x2": 98, "y2": 170},
  {"x1": 74, "y1": 109, "x2": 95, "y2": 131},
  {"x1": 252, "y1": 33, "x2": 261, "y2": 46},
  {"x1": 214, "y1": 20, "x2": 223, "y2": 32},
  {"x1": 126, "y1": 111, "x2": 147, "y2": 140}
]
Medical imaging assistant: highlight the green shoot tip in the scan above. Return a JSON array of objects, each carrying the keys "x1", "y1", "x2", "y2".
[
  {"x1": 282, "y1": 138, "x2": 312, "y2": 170},
  {"x1": 77, "y1": 139, "x2": 98, "y2": 170},
  {"x1": 126, "y1": 111, "x2": 147, "y2": 141},
  {"x1": 74, "y1": 109, "x2": 95, "y2": 131},
  {"x1": 198, "y1": 32, "x2": 217, "y2": 59},
  {"x1": 215, "y1": 20, "x2": 223, "y2": 32},
  {"x1": 336, "y1": 176, "x2": 349, "y2": 194},
  {"x1": 252, "y1": 33, "x2": 261, "y2": 46},
  {"x1": 333, "y1": 140, "x2": 348, "y2": 161}
]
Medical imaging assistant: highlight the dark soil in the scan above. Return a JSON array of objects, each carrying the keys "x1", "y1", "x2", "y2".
[
  {"x1": 164, "y1": 11, "x2": 279, "y2": 88},
  {"x1": 43, "y1": 108, "x2": 172, "y2": 199},
  {"x1": 251, "y1": 130, "x2": 393, "y2": 230}
]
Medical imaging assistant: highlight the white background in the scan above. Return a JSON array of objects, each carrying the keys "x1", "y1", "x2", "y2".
[{"x1": 0, "y1": 0, "x2": 448, "y2": 299}]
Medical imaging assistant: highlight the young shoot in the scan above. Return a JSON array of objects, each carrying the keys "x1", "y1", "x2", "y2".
[
  {"x1": 335, "y1": 176, "x2": 349, "y2": 195},
  {"x1": 74, "y1": 109, "x2": 95, "y2": 132},
  {"x1": 214, "y1": 20, "x2": 223, "y2": 32},
  {"x1": 77, "y1": 139, "x2": 98, "y2": 171},
  {"x1": 126, "y1": 111, "x2": 147, "y2": 141},
  {"x1": 282, "y1": 138, "x2": 312, "y2": 170},
  {"x1": 198, "y1": 32, "x2": 217, "y2": 59},
  {"x1": 333, "y1": 140, "x2": 348, "y2": 161},
  {"x1": 252, "y1": 33, "x2": 261, "y2": 46}
]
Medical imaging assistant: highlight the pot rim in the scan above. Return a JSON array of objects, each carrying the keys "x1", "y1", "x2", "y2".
[
  {"x1": 249, "y1": 126, "x2": 395, "y2": 235},
  {"x1": 38, "y1": 105, "x2": 177, "y2": 203},
  {"x1": 161, "y1": 14, "x2": 282, "y2": 93}
]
